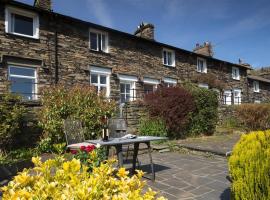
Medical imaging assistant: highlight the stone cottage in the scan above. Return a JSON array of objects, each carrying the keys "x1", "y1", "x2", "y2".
[{"x1": 0, "y1": 0, "x2": 268, "y2": 109}]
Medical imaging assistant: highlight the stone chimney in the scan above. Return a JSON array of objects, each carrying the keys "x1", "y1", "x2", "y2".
[
  {"x1": 134, "y1": 22, "x2": 155, "y2": 40},
  {"x1": 193, "y1": 42, "x2": 214, "y2": 57},
  {"x1": 34, "y1": 0, "x2": 52, "y2": 11}
]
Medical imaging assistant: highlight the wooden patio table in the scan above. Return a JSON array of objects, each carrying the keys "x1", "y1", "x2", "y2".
[{"x1": 86, "y1": 136, "x2": 167, "y2": 181}]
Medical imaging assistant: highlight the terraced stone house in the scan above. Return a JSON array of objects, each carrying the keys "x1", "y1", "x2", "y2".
[{"x1": 0, "y1": 0, "x2": 268, "y2": 108}]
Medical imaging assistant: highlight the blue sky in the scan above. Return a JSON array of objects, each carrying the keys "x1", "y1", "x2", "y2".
[{"x1": 18, "y1": 0, "x2": 270, "y2": 68}]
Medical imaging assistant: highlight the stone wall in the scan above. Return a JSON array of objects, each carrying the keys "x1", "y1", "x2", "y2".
[
  {"x1": 247, "y1": 79, "x2": 270, "y2": 103},
  {"x1": 0, "y1": 2, "x2": 250, "y2": 103}
]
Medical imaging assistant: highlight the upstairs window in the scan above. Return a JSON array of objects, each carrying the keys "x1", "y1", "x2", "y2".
[
  {"x1": 5, "y1": 6, "x2": 39, "y2": 39},
  {"x1": 89, "y1": 29, "x2": 108, "y2": 52},
  {"x1": 253, "y1": 81, "x2": 260, "y2": 92},
  {"x1": 8, "y1": 65, "x2": 37, "y2": 100},
  {"x1": 163, "y1": 49, "x2": 175, "y2": 67},
  {"x1": 197, "y1": 58, "x2": 207, "y2": 73},
  {"x1": 232, "y1": 67, "x2": 240, "y2": 80}
]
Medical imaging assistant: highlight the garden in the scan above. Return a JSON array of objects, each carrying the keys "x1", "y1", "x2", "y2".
[{"x1": 1, "y1": 83, "x2": 270, "y2": 199}]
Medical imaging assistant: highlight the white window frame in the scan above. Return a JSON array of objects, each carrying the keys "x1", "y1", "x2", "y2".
[
  {"x1": 164, "y1": 77, "x2": 177, "y2": 87},
  {"x1": 90, "y1": 66, "x2": 111, "y2": 97},
  {"x1": 197, "y1": 57, "x2": 207, "y2": 73},
  {"x1": 253, "y1": 81, "x2": 260, "y2": 93},
  {"x1": 198, "y1": 83, "x2": 209, "y2": 89},
  {"x1": 8, "y1": 65, "x2": 38, "y2": 100},
  {"x1": 162, "y1": 48, "x2": 175, "y2": 67},
  {"x1": 224, "y1": 90, "x2": 232, "y2": 105},
  {"x1": 143, "y1": 77, "x2": 159, "y2": 93},
  {"x1": 232, "y1": 67, "x2": 240, "y2": 80},
  {"x1": 89, "y1": 28, "x2": 109, "y2": 53},
  {"x1": 5, "y1": 6, "x2": 39, "y2": 39},
  {"x1": 119, "y1": 74, "x2": 137, "y2": 103},
  {"x1": 233, "y1": 89, "x2": 241, "y2": 105}
]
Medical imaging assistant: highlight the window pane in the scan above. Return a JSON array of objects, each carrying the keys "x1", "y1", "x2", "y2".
[
  {"x1": 126, "y1": 84, "x2": 130, "y2": 93},
  {"x1": 90, "y1": 32, "x2": 97, "y2": 50},
  {"x1": 100, "y1": 75, "x2": 107, "y2": 84},
  {"x1": 98, "y1": 33, "x2": 102, "y2": 51},
  {"x1": 120, "y1": 94, "x2": 126, "y2": 103},
  {"x1": 10, "y1": 66, "x2": 35, "y2": 77},
  {"x1": 90, "y1": 74, "x2": 98, "y2": 83},
  {"x1": 13, "y1": 14, "x2": 33, "y2": 36},
  {"x1": 163, "y1": 51, "x2": 167, "y2": 65},
  {"x1": 167, "y1": 52, "x2": 172, "y2": 65},
  {"x1": 144, "y1": 84, "x2": 154, "y2": 94},
  {"x1": 120, "y1": 83, "x2": 125, "y2": 93},
  {"x1": 101, "y1": 34, "x2": 106, "y2": 51},
  {"x1": 100, "y1": 86, "x2": 106, "y2": 94},
  {"x1": 10, "y1": 77, "x2": 35, "y2": 100}
]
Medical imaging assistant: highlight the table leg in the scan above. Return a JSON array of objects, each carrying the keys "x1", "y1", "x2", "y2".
[
  {"x1": 105, "y1": 146, "x2": 110, "y2": 160},
  {"x1": 146, "y1": 142, "x2": 155, "y2": 181},
  {"x1": 132, "y1": 143, "x2": 139, "y2": 174},
  {"x1": 115, "y1": 145, "x2": 123, "y2": 167}
]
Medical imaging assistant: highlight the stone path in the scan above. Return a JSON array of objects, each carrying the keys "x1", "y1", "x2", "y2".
[{"x1": 139, "y1": 152, "x2": 230, "y2": 200}]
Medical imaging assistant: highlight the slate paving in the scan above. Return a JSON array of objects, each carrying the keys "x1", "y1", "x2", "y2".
[{"x1": 139, "y1": 152, "x2": 230, "y2": 200}]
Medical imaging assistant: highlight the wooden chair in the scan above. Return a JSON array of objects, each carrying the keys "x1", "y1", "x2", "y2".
[{"x1": 63, "y1": 117, "x2": 90, "y2": 150}]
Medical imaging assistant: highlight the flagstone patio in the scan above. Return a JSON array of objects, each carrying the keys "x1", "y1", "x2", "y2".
[{"x1": 139, "y1": 152, "x2": 230, "y2": 200}]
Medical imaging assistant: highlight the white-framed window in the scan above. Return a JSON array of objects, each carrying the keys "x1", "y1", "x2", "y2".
[
  {"x1": 90, "y1": 66, "x2": 111, "y2": 97},
  {"x1": 224, "y1": 90, "x2": 232, "y2": 105},
  {"x1": 254, "y1": 100, "x2": 261, "y2": 104},
  {"x1": 198, "y1": 83, "x2": 209, "y2": 89},
  {"x1": 253, "y1": 81, "x2": 260, "y2": 92},
  {"x1": 89, "y1": 28, "x2": 108, "y2": 52},
  {"x1": 233, "y1": 89, "x2": 241, "y2": 105},
  {"x1": 164, "y1": 77, "x2": 177, "y2": 87},
  {"x1": 197, "y1": 58, "x2": 207, "y2": 73},
  {"x1": 143, "y1": 77, "x2": 159, "y2": 94},
  {"x1": 163, "y1": 49, "x2": 175, "y2": 67},
  {"x1": 8, "y1": 65, "x2": 37, "y2": 100},
  {"x1": 118, "y1": 74, "x2": 137, "y2": 103},
  {"x1": 232, "y1": 67, "x2": 240, "y2": 80},
  {"x1": 5, "y1": 6, "x2": 39, "y2": 39}
]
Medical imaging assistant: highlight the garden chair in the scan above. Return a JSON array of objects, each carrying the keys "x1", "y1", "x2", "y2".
[
  {"x1": 108, "y1": 118, "x2": 140, "y2": 166},
  {"x1": 63, "y1": 117, "x2": 90, "y2": 150}
]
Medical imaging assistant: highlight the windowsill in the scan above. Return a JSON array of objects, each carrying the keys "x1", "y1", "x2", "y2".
[
  {"x1": 5, "y1": 32, "x2": 40, "y2": 42},
  {"x1": 196, "y1": 71, "x2": 207, "y2": 74},
  {"x1": 89, "y1": 49, "x2": 110, "y2": 55},
  {"x1": 254, "y1": 91, "x2": 260, "y2": 93},
  {"x1": 163, "y1": 64, "x2": 176, "y2": 68},
  {"x1": 232, "y1": 78, "x2": 240, "y2": 81}
]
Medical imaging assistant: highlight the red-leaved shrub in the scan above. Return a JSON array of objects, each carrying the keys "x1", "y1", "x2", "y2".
[{"x1": 144, "y1": 86, "x2": 195, "y2": 138}]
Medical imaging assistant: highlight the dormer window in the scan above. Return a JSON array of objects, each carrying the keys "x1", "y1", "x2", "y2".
[
  {"x1": 197, "y1": 58, "x2": 207, "y2": 73},
  {"x1": 163, "y1": 49, "x2": 175, "y2": 67},
  {"x1": 232, "y1": 67, "x2": 240, "y2": 80},
  {"x1": 253, "y1": 81, "x2": 260, "y2": 92},
  {"x1": 89, "y1": 29, "x2": 108, "y2": 52},
  {"x1": 5, "y1": 6, "x2": 39, "y2": 39}
]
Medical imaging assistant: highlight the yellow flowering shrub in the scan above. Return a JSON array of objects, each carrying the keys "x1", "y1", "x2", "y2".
[
  {"x1": 229, "y1": 130, "x2": 270, "y2": 200},
  {"x1": 1, "y1": 156, "x2": 166, "y2": 200}
]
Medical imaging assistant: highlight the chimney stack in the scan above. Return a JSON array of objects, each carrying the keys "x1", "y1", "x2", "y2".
[
  {"x1": 134, "y1": 22, "x2": 155, "y2": 40},
  {"x1": 193, "y1": 42, "x2": 214, "y2": 57},
  {"x1": 34, "y1": 0, "x2": 52, "y2": 11}
]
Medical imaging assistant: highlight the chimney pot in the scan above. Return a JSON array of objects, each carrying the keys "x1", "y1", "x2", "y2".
[{"x1": 34, "y1": 0, "x2": 52, "y2": 11}]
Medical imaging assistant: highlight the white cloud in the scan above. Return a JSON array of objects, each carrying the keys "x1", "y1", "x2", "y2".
[{"x1": 86, "y1": 0, "x2": 113, "y2": 27}]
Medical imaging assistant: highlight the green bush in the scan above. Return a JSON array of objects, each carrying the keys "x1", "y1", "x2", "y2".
[
  {"x1": 139, "y1": 117, "x2": 168, "y2": 137},
  {"x1": 235, "y1": 103, "x2": 270, "y2": 131},
  {"x1": 0, "y1": 93, "x2": 26, "y2": 150},
  {"x1": 229, "y1": 130, "x2": 270, "y2": 200},
  {"x1": 39, "y1": 84, "x2": 116, "y2": 143},
  {"x1": 184, "y1": 83, "x2": 219, "y2": 136}
]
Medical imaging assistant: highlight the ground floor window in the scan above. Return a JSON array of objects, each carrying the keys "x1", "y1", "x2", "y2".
[
  {"x1": 143, "y1": 77, "x2": 159, "y2": 94},
  {"x1": 223, "y1": 90, "x2": 232, "y2": 105},
  {"x1": 164, "y1": 77, "x2": 177, "y2": 87},
  {"x1": 8, "y1": 65, "x2": 37, "y2": 100},
  {"x1": 233, "y1": 89, "x2": 241, "y2": 105},
  {"x1": 120, "y1": 82, "x2": 131, "y2": 103},
  {"x1": 90, "y1": 66, "x2": 111, "y2": 97}
]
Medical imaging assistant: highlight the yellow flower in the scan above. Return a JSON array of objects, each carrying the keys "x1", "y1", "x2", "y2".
[{"x1": 117, "y1": 167, "x2": 129, "y2": 178}]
